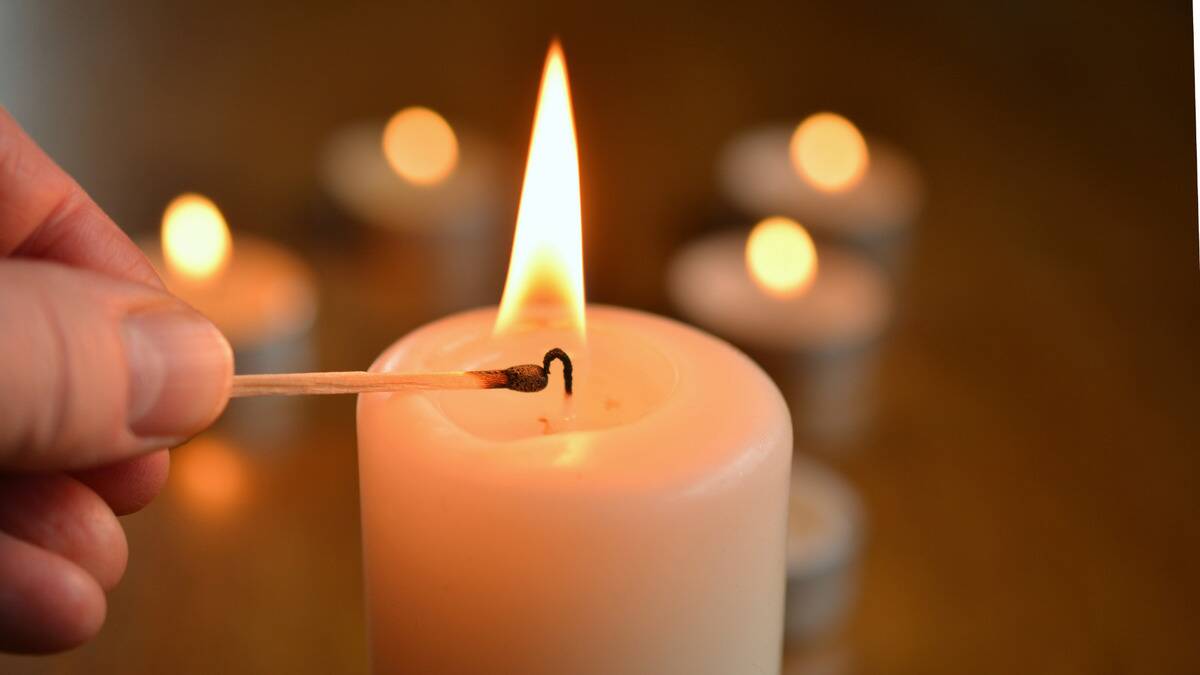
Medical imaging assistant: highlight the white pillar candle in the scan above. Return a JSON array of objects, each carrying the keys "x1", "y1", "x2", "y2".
[
  {"x1": 356, "y1": 42, "x2": 793, "y2": 675},
  {"x1": 358, "y1": 306, "x2": 791, "y2": 674}
]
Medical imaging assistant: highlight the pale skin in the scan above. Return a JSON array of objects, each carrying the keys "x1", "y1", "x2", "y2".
[{"x1": 0, "y1": 108, "x2": 233, "y2": 653}]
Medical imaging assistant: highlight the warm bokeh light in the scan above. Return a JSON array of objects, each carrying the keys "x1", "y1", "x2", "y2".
[
  {"x1": 172, "y1": 435, "x2": 249, "y2": 519},
  {"x1": 789, "y1": 112, "x2": 869, "y2": 192},
  {"x1": 494, "y1": 40, "x2": 586, "y2": 337},
  {"x1": 382, "y1": 106, "x2": 459, "y2": 186},
  {"x1": 745, "y1": 216, "x2": 818, "y2": 297},
  {"x1": 162, "y1": 193, "x2": 233, "y2": 281}
]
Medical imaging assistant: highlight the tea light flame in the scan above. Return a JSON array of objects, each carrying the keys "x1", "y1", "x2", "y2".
[
  {"x1": 745, "y1": 216, "x2": 818, "y2": 297},
  {"x1": 161, "y1": 193, "x2": 233, "y2": 281},
  {"x1": 495, "y1": 40, "x2": 586, "y2": 337},
  {"x1": 382, "y1": 106, "x2": 460, "y2": 186},
  {"x1": 789, "y1": 112, "x2": 869, "y2": 192}
]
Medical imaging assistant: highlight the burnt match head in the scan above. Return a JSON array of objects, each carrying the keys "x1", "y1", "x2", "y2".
[
  {"x1": 542, "y1": 348, "x2": 573, "y2": 395},
  {"x1": 483, "y1": 348, "x2": 573, "y2": 394},
  {"x1": 502, "y1": 364, "x2": 548, "y2": 393}
]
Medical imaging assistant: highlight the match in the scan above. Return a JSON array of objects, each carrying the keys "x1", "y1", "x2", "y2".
[{"x1": 231, "y1": 348, "x2": 573, "y2": 398}]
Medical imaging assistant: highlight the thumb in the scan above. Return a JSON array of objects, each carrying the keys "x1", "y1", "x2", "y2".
[{"x1": 0, "y1": 260, "x2": 232, "y2": 471}]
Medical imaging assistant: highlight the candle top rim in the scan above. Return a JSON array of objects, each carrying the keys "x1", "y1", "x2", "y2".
[{"x1": 358, "y1": 305, "x2": 791, "y2": 493}]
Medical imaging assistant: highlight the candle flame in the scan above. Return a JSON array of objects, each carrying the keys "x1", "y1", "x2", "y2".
[
  {"x1": 494, "y1": 40, "x2": 586, "y2": 337},
  {"x1": 161, "y1": 193, "x2": 232, "y2": 281},
  {"x1": 745, "y1": 216, "x2": 817, "y2": 297},
  {"x1": 789, "y1": 112, "x2": 869, "y2": 192},
  {"x1": 382, "y1": 106, "x2": 459, "y2": 186}
]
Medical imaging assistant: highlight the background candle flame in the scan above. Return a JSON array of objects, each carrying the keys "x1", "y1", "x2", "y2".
[
  {"x1": 494, "y1": 40, "x2": 586, "y2": 337},
  {"x1": 745, "y1": 216, "x2": 818, "y2": 297},
  {"x1": 161, "y1": 193, "x2": 233, "y2": 281},
  {"x1": 382, "y1": 106, "x2": 459, "y2": 186},
  {"x1": 789, "y1": 112, "x2": 869, "y2": 192}
]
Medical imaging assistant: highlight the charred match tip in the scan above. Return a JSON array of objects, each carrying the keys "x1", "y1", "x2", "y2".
[
  {"x1": 481, "y1": 348, "x2": 573, "y2": 394},
  {"x1": 501, "y1": 364, "x2": 548, "y2": 393},
  {"x1": 542, "y1": 348, "x2": 573, "y2": 395}
]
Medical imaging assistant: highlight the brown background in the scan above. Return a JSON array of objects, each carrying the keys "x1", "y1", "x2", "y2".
[{"x1": 1, "y1": 1, "x2": 1197, "y2": 673}]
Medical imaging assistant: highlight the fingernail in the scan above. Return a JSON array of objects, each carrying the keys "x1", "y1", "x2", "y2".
[{"x1": 121, "y1": 307, "x2": 232, "y2": 438}]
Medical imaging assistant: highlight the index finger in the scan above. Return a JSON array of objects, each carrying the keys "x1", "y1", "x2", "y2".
[{"x1": 0, "y1": 107, "x2": 162, "y2": 288}]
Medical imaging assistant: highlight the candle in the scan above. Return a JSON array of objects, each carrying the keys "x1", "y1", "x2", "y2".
[
  {"x1": 357, "y1": 42, "x2": 792, "y2": 675},
  {"x1": 784, "y1": 457, "x2": 863, "y2": 643},
  {"x1": 147, "y1": 194, "x2": 317, "y2": 356},
  {"x1": 322, "y1": 106, "x2": 499, "y2": 231},
  {"x1": 144, "y1": 194, "x2": 317, "y2": 440},
  {"x1": 718, "y1": 113, "x2": 923, "y2": 267},
  {"x1": 667, "y1": 217, "x2": 892, "y2": 442},
  {"x1": 320, "y1": 106, "x2": 502, "y2": 312}
]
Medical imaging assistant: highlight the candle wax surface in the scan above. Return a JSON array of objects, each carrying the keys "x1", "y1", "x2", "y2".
[
  {"x1": 423, "y1": 317, "x2": 673, "y2": 443},
  {"x1": 669, "y1": 232, "x2": 891, "y2": 353},
  {"x1": 719, "y1": 124, "x2": 923, "y2": 238},
  {"x1": 357, "y1": 305, "x2": 792, "y2": 674},
  {"x1": 364, "y1": 305, "x2": 787, "y2": 487}
]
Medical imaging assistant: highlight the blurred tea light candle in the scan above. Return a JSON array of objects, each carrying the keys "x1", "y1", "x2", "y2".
[
  {"x1": 357, "y1": 42, "x2": 792, "y2": 675},
  {"x1": 320, "y1": 106, "x2": 501, "y2": 310},
  {"x1": 322, "y1": 106, "x2": 499, "y2": 229},
  {"x1": 145, "y1": 194, "x2": 316, "y2": 370},
  {"x1": 718, "y1": 112, "x2": 923, "y2": 262},
  {"x1": 668, "y1": 217, "x2": 892, "y2": 442},
  {"x1": 784, "y1": 456, "x2": 863, "y2": 644}
]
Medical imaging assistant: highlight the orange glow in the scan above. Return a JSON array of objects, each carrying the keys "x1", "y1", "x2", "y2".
[
  {"x1": 382, "y1": 106, "x2": 459, "y2": 186},
  {"x1": 789, "y1": 112, "x2": 869, "y2": 192},
  {"x1": 161, "y1": 193, "x2": 233, "y2": 281},
  {"x1": 745, "y1": 216, "x2": 818, "y2": 297},
  {"x1": 172, "y1": 435, "x2": 248, "y2": 519},
  {"x1": 494, "y1": 41, "x2": 586, "y2": 337}
]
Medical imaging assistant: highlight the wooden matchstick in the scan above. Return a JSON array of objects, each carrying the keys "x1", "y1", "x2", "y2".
[{"x1": 230, "y1": 348, "x2": 573, "y2": 398}]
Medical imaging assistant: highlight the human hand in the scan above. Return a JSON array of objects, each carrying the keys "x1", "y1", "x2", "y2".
[{"x1": 0, "y1": 108, "x2": 233, "y2": 652}]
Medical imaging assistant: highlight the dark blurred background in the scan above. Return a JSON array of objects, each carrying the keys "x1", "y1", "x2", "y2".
[{"x1": 1, "y1": 1, "x2": 1197, "y2": 673}]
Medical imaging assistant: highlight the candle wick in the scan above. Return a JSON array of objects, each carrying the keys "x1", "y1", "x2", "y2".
[{"x1": 541, "y1": 348, "x2": 573, "y2": 396}]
